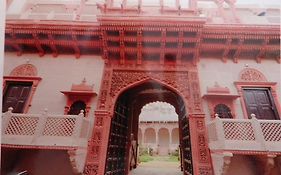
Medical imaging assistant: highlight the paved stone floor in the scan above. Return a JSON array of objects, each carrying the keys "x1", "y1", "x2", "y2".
[{"x1": 131, "y1": 158, "x2": 182, "y2": 175}]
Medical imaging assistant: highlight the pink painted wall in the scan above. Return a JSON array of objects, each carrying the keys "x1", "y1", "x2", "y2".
[
  {"x1": 171, "y1": 128, "x2": 179, "y2": 144},
  {"x1": 198, "y1": 59, "x2": 281, "y2": 122},
  {"x1": 3, "y1": 53, "x2": 104, "y2": 116},
  {"x1": 2, "y1": 149, "x2": 76, "y2": 175},
  {"x1": 144, "y1": 128, "x2": 156, "y2": 144},
  {"x1": 227, "y1": 155, "x2": 259, "y2": 175}
]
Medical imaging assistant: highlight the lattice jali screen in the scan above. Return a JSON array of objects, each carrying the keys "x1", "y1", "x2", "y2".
[
  {"x1": 223, "y1": 121, "x2": 255, "y2": 141},
  {"x1": 208, "y1": 122, "x2": 218, "y2": 141},
  {"x1": 260, "y1": 122, "x2": 281, "y2": 142},
  {"x1": 5, "y1": 116, "x2": 39, "y2": 135},
  {"x1": 43, "y1": 117, "x2": 76, "y2": 136}
]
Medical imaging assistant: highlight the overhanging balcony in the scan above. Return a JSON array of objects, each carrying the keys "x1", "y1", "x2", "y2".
[
  {"x1": 1, "y1": 108, "x2": 91, "y2": 148},
  {"x1": 208, "y1": 116, "x2": 281, "y2": 152}
]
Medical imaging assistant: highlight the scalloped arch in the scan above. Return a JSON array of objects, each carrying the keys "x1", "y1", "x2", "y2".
[
  {"x1": 10, "y1": 64, "x2": 38, "y2": 77},
  {"x1": 239, "y1": 68, "x2": 267, "y2": 82}
]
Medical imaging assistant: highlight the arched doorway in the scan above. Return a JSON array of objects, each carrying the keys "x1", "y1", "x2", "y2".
[
  {"x1": 84, "y1": 69, "x2": 213, "y2": 175},
  {"x1": 144, "y1": 128, "x2": 156, "y2": 144},
  {"x1": 105, "y1": 80, "x2": 193, "y2": 175}
]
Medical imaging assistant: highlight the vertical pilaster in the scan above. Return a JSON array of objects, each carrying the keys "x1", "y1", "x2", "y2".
[
  {"x1": 156, "y1": 128, "x2": 159, "y2": 147},
  {"x1": 189, "y1": 114, "x2": 214, "y2": 175}
]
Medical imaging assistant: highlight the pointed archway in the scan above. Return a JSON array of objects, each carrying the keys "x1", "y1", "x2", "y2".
[
  {"x1": 105, "y1": 80, "x2": 193, "y2": 174},
  {"x1": 83, "y1": 67, "x2": 213, "y2": 175}
]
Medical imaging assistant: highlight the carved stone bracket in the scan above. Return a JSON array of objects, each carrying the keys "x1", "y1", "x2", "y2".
[
  {"x1": 276, "y1": 156, "x2": 281, "y2": 174},
  {"x1": 211, "y1": 152, "x2": 233, "y2": 175},
  {"x1": 67, "y1": 148, "x2": 88, "y2": 174},
  {"x1": 255, "y1": 154, "x2": 277, "y2": 175},
  {"x1": 264, "y1": 155, "x2": 276, "y2": 175}
]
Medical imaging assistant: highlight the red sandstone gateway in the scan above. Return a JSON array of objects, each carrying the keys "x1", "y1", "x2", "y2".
[{"x1": 1, "y1": 0, "x2": 281, "y2": 175}]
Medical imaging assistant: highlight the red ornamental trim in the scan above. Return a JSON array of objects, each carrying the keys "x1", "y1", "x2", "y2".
[
  {"x1": 1, "y1": 144, "x2": 77, "y2": 150},
  {"x1": 110, "y1": 70, "x2": 190, "y2": 98},
  {"x1": 84, "y1": 65, "x2": 213, "y2": 174},
  {"x1": 211, "y1": 150, "x2": 281, "y2": 156}
]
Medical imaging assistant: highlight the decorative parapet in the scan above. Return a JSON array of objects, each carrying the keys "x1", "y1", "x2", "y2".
[
  {"x1": 208, "y1": 116, "x2": 281, "y2": 152},
  {"x1": 1, "y1": 108, "x2": 91, "y2": 173},
  {"x1": 1, "y1": 108, "x2": 90, "y2": 147}
]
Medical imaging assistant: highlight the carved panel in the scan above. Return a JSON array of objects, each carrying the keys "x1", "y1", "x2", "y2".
[
  {"x1": 239, "y1": 68, "x2": 267, "y2": 82},
  {"x1": 86, "y1": 67, "x2": 211, "y2": 174},
  {"x1": 83, "y1": 164, "x2": 98, "y2": 175},
  {"x1": 189, "y1": 72, "x2": 203, "y2": 112},
  {"x1": 199, "y1": 166, "x2": 213, "y2": 175},
  {"x1": 189, "y1": 115, "x2": 213, "y2": 175},
  {"x1": 198, "y1": 134, "x2": 208, "y2": 163},
  {"x1": 110, "y1": 70, "x2": 190, "y2": 99},
  {"x1": 97, "y1": 69, "x2": 112, "y2": 109},
  {"x1": 193, "y1": 116, "x2": 212, "y2": 166},
  {"x1": 10, "y1": 64, "x2": 38, "y2": 77}
]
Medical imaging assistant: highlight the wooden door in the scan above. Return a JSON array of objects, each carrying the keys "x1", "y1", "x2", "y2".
[
  {"x1": 105, "y1": 97, "x2": 129, "y2": 175},
  {"x1": 179, "y1": 114, "x2": 193, "y2": 175},
  {"x1": 3, "y1": 82, "x2": 32, "y2": 113},
  {"x1": 178, "y1": 99, "x2": 193, "y2": 175},
  {"x1": 243, "y1": 88, "x2": 279, "y2": 120}
]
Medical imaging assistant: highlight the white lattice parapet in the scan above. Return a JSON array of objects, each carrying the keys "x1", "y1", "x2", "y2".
[
  {"x1": 1, "y1": 108, "x2": 91, "y2": 148},
  {"x1": 208, "y1": 117, "x2": 281, "y2": 152}
]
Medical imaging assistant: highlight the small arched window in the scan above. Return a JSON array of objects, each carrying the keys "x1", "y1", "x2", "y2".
[
  {"x1": 68, "y1": 100, "x2": 86, "y2": 116},
  {"x1": 214, "y1": 104, "x2": 233, "y2": 118}
]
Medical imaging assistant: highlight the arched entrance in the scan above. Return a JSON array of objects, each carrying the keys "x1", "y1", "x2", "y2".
[
  {"x1": 104, "y1": 80, "x2": 193, "y2": 175},
  {"x1": 144, "y1": 128, "x2": 156, "y2": 144},
  {"x1": 84, "y1": 68, "x2": 213, "y2": 175}
]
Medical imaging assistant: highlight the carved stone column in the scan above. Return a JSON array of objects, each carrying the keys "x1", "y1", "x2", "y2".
[
  {"x1": 189, "y1": 114, "x2": 214, "y2": 175},
  {"x1": 169, "y1": 128, "x2": 172, "y2": 152},
  {"x1": 83, "y1": 110, "x2": 111, "y2": 175},
  {"x1": 156, "y1": 128, "x2": 159, "y2": 154}
]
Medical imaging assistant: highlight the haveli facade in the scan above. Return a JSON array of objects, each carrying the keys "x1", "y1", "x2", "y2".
[{"x1": 1, "y1": 0, "x2": 281, "y2": 175}]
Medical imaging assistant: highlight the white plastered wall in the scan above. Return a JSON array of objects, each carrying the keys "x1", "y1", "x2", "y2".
[
  {"x1": 3, "y1": 53, "x2": 105, "y2": 117},
  {"x1": 198, "y1": 58, "x2": 281, "y2": 122}
]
